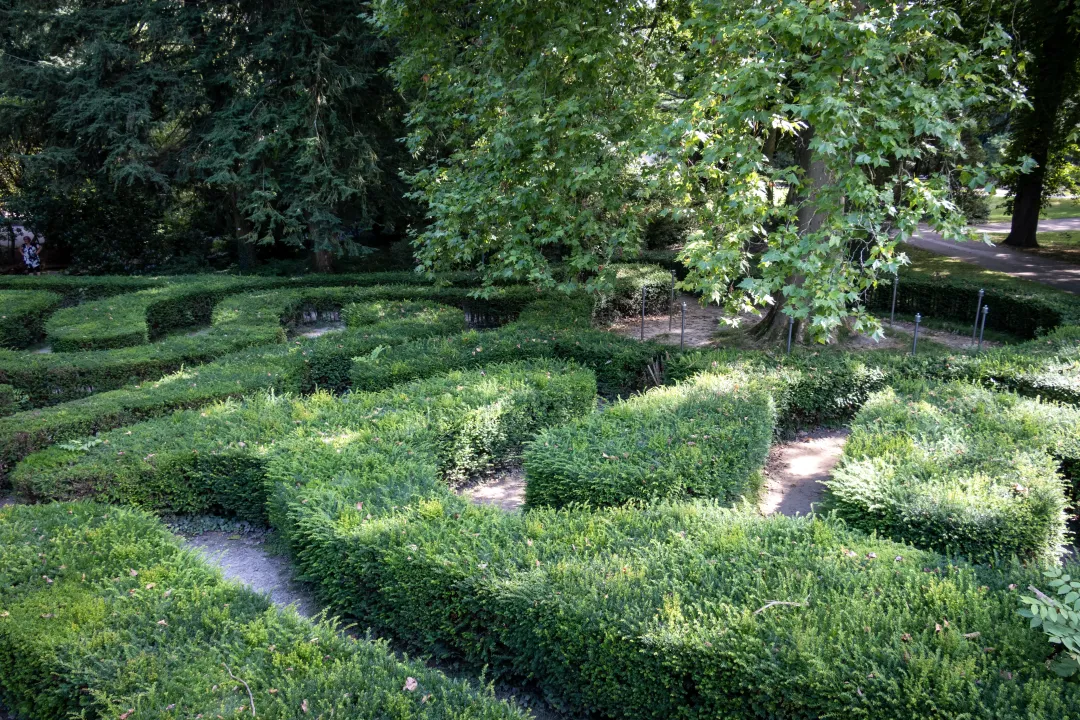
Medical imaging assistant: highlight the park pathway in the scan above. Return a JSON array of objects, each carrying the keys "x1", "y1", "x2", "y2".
[{"x1": 906, "y1": 218, "x2": 1080, "y2": 294}]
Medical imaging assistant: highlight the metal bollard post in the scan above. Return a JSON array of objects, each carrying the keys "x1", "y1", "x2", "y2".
[
  {"x1": 912, "y1": 313, "x2": 922, "y2": 355},
  {"x1": 972, "y1": 289, "x2": 984, "y2": 344},
  {"x1": 890, "y1": 274, "x2": 899, "y2": 325},
  {"x1": 669, "y1": 270, "x2": 676, "y2": 332},
  {"x1": 640, "y1": 285, "x2": 646, "y2": 341},
  {"x1": 978, "y1": 305, "x2": 989, "y2": 351},
  {"x1": 786, "y1": 315, "x2": 794, "y2": 354},
  {"x1": 680, "y1": 301, "x2": 686, "y2": 350}
]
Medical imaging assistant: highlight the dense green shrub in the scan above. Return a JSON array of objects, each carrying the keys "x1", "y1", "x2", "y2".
[
  {"x1": 0, "y1": 283, "x2": 531, "y2": 408},
  {"x1": 351, "y1": 324, "x2": 666, "y2": 396},
  {"x1": 13, "y1": 361, "x2": 595, "y2": 518},
  {"x1": 826, "y1": 381, "x2": 1080, "y2": 563},
  {"x1": 0, "y1": 290, "x2": 62, "y2": 350},
  {"x1": 865, "y1": 269, "x2": 1080, "y2": 338},
  {"x1": 592, "y1": 263, "x2": 673, "y2": 322},
  {"x1": 269, "y1": 478, "x2": 1080, "y2": 719},
  {"x1": 0, "y1": 501, "x2": 525, "y2": 720},
  {"x1": 0, "y1": 385, "x2": 26, "y2": 418},
  {"x1": 0, "y1": 274, "x2": 162, "y2": 303},
  {"x1": 668, "y1": 349, "x2": 891, "y2": 431},
  {"x1": 300, "y1": 300, "x2": 466, "y2": 392},
  {"x1": 524, "y1": 372, "x2": 774, "y2": 509}
]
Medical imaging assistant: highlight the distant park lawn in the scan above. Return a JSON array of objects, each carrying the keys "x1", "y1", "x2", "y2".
[
  {"x1": 988, "y1": 196, "x2": 1080, "y2": 222},
  {"x1": 988, "y1": 230, "x2": 1080, "y2": 263}
]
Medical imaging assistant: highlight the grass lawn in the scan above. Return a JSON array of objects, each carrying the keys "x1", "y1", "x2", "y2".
[
  {"x1": 988, "y1": 196, "x2": 1080, "y2": 222},
  {"x1": 988, "y1": 230, "x2": 1080, "y2": 263}
]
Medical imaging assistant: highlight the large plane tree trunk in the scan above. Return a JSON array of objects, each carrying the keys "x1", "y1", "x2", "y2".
[{"x1": 750, "y1": 125, "x2": 828, "y2": 343}]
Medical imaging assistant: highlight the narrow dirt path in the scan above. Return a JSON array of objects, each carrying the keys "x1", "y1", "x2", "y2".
[
  {"x1": 760, "y1": 430, "x2": 848, "y2": 517},
  {"x1": 609, "y1": 292, "x2": 732, "y2": 347},
  {"x1": 186, "y1": 531, "x2": 320, "y2": 618},
  {"x1": 459, "y1": 465, "x2": 527, "y2": 511}
]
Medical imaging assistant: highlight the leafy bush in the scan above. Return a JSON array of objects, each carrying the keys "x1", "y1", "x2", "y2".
[
  {"x1": 524, "y1": 372, "x2": 774, "y2": 509},
  {"x1": 0, "y1": 290, "x2": 61, "y2": 350},
  {"x1": 269, "y1": 485, "x2": 1080, "y2": 719},
  {"x1": 1019, "y1": 567, "x2": 1080, "y2": 678},
  {"x1": 0, "y1": 385, "x2": 28, "y2": 418},
  {"x1": 592, "y1": 263, "x2": 673, "y2": 322},
  {"x1": 0, "y1": 501, "x2": 525, "y2": 720},
  {"x1": 826, "y1": 381, "x2": 1080, "y2": 563}
]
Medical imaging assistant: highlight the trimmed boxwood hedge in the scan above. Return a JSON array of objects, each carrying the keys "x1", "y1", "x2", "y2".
[
  {"x1": 524, "y1": 372, "x2": 775, "y2": 509},
  {"x1": 0, "y1": 283, "x2": 534, "y2": 409},
  {"x1": 0, "y1": 300, "x2": 466, "y2": 474},
  {"x1": 825, "y1": 381, "x2": 1080, "y2": 563},
  {"x1": 0, "y1": 290, "x2": 62, "y2": 350},
  {"x1": 668, "y1": 348, "x2": 892, "y2": 431},
  {"x1": 864, "y1": 264, "x2": 1080, "y2": 339},
  {"x1": 351, "y1": 323, "x2": 666, "y2": 397},
  {"x1": 592, "y1": 263, "x2": 673, "y2": 322},
  {"x1": 12, "y1": 360, "x2": 596, "y2": 519},
  {"x1": 0, "y1": 501, "x2": 525, "y2": 720}
]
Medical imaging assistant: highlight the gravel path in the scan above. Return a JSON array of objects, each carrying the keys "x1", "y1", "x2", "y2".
[
  {"x1": 760, "y1": 429, "x2": 848, "y2": 517},
  {"x1": 906, "y1": 223, "x2": 1080, "y2": 294},
  {"x1": 186, "y1": 531, "x2": 320, "y2": 618},
  {"x1": 459, "y1": 465, "x2": 527, "y2": 511}
]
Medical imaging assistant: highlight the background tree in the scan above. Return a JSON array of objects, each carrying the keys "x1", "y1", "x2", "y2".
[
  {"x1": 954, "y1": 0, "x2": 1080, "y2": 247},
  {"x1": 377, "y1": 0, "x2": 1015, "y2": 339},
  {"x1": 0, "y1": 0, "x2": 412, "y2": 272}
]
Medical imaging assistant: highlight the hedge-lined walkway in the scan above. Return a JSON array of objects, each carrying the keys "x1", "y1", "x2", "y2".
[{"x1": 908, "y1": 221, "x2": 1080, "y2": 294}]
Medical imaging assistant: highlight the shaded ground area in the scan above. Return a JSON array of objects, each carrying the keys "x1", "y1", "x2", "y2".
[
  {"x1": 295, "y1": 321, "x2": 345, "y2": 338},
  {"x1": 760, "y1": 429, "x2": 848, "y2": 517},
  {"x1": 186, "y1": 530, "x2": 320, "y2": 618},
  {"x1": 610, "y1": 292, "x2": 732, "y2": 347},
  {"x1": 907, "y1": 223, "x2": 1080, "y2": 294},
  {"x1": 458, "y1": 465, "x2": 527, "y2": 511}
]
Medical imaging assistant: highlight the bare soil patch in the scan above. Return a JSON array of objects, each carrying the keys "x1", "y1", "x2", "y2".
[
  {"x1": 186, "y1": 530, "x2": 320, "y2": 618},
  {"x1": 609, "y1": 293, "x2": 733, "y2": 347},
  {"x1": 458, "y1": 465, "x2": 527, "y2": 511},
  {"x1": 760, "y1": 429, "x2": 848, "y2": 517}
]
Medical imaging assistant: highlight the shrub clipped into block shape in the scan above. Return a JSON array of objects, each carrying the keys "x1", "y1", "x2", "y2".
[
  {"x1": 524, "y1": 372, "x2": 775, "y2": 509},
  {"x1": 0, "y1": 290, "x2": 62, "y2": 350},
  {"x1": 826, "y1": 381, "x2": 1080, "y2": 563},
  {"x1": 0, "y1": 501, "x2": 525, "y2": 720}
]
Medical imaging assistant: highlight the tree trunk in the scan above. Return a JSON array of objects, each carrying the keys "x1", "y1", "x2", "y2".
[
  {"x1": 1005, "y1": 172, "x2": 1044, "y2": 248},
  {"x1": 312, "y1": 249, "x2": 333, "y2": 273},
  {"x1": 1003, "y1": 0, "x2": 1080, "y2": 248},
  {"x1": 230, "y1": 191, "x2": 256, "y2": 271},
  {"x1": 750, "y1": 125, "x2": 827, "y2": 342}
]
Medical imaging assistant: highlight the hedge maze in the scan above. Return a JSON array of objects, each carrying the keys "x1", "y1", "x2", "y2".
[{"x1": 3, "y1": 263, "x2": 1080, "y2": 719}]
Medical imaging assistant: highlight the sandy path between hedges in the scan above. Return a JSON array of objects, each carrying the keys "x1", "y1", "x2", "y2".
[
  {"x1": 186, "y1": 531, "x2": 320, "y2": 618},
  {"x1": 760, "y1": 429, "x2": 848, "y2": 516}
]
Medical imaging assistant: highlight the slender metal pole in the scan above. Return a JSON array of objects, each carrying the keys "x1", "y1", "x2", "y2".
[
  {"x1": 669, "y1": 270, "x2": 676, "y2": 332},
  {"x1": 912, "y1": 313, "x2": 922, "y2": 355},
  {"x1": 972, "y1": 289, "x2": 984, "y2": 344},
  {"x1": 640, "y1": 285, "x2": 646, "y2": 341},
  {"x1": 680, "y1": 301, "x2": 686, "y2": 350},
  {"x1": 890, "y1": 274, "x2": 899, "y2": 325},
  {"x1": 786, "y1": 315, "x2": 794, "y2": 354},
  {"x1": 978, "y1": 305, "x2": 989, "y2": 351}
]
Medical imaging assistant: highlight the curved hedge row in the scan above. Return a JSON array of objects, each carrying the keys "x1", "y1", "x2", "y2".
[
  {"x1": 0, "y1": 290, "x2": 61, "y2": 350},
  {"x1": 0, "y1": 501, "x2": 524, "y2": 720},
  {"x1": 0, "y1": 299, "x2": 465, "y2": 474},
  {"x1": 0, "y1": 283, "x2": 536, "y2": 408},
  {"x1": 523, "y1": 373, "x2": 775, "y2": 509},
  {"x1": 13, "y1": 360, "x2": 596, "y2": 518},
  {"x1": 825, "y1": 381, "x2": 1080, "y2": 563}
]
